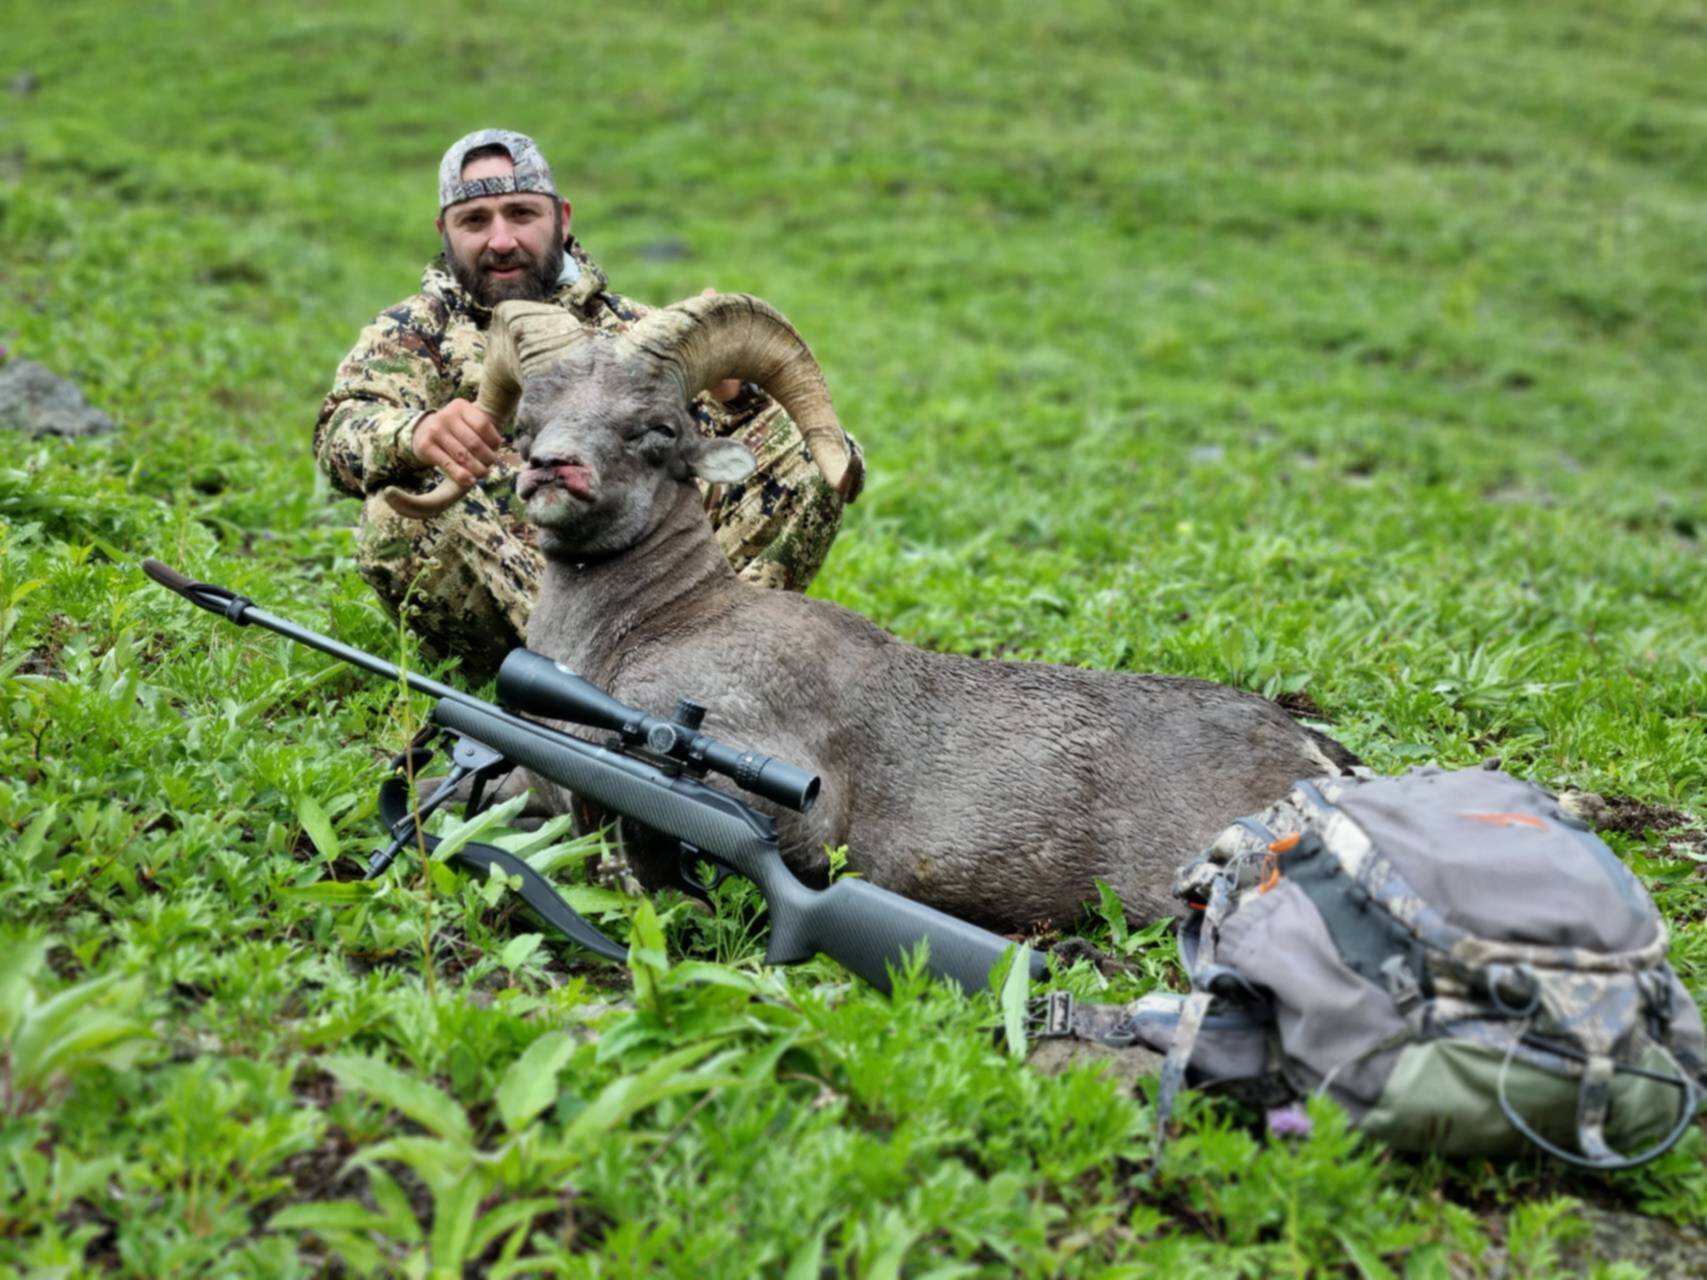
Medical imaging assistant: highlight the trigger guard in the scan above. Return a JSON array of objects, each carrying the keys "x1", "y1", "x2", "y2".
[{"x1": 678, "y1": 845, "x2": 730, "y2": 898}]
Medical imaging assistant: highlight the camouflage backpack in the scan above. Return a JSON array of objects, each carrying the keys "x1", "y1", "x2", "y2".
[{"x1": 1038, "y1": 765, "x2": 1706, "y2": 1168}]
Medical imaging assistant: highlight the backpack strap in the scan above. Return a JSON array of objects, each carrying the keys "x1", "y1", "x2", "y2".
[
  {"x1": 1153, "y1": 868, "x2": 1243, "y2": 1160},
  {"x1": 1495, "y1": 1037, "x2": 1701, "y2": 1171}
]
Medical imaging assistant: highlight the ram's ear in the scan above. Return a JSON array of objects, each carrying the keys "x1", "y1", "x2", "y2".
[{"x1": 687, "y1": 437, "x2": 757, "y2": 484}]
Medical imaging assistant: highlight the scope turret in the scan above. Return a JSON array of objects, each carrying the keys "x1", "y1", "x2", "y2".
[{"x1": 494, "y1": 649, "x2": 820, "y2": 813}]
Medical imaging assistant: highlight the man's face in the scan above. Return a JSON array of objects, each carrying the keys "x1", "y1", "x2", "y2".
[{"x1": 437, "y1": 153, "x2": 572, "y2": 306}]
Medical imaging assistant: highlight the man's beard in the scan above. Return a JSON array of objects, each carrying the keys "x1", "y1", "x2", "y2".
[{"x1": 445, "y1": 208, "x2": 566, "y2": 306}]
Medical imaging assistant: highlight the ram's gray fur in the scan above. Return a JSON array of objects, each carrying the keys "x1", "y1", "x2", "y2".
[{"x1": 486, "y1": 295, "x2": 1357, "y2": 931}]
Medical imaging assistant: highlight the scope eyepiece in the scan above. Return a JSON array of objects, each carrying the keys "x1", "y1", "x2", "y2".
[{"x1": 495, "y1": 649, "x2": 820, "y2": 813}]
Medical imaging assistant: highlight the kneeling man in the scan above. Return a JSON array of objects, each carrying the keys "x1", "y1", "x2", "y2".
[{"x1": 313, "y1": 128, "x2": 864, "y2": 679}]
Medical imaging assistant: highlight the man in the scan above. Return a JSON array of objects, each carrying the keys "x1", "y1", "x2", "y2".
[{"x1": 314, "y1": 129, "x2": 863, "y2": 680}]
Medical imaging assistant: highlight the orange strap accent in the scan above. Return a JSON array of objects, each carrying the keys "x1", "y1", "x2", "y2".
[
  {"x1": 1256, "y1": 832, "x2": 1299, "y2": 894},
  {"x1": 1461, "y1": 812, "x2": 1547, "y2": 831}
]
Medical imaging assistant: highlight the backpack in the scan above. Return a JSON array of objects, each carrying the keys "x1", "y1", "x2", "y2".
[{"x1": 1036, "y1": 765, "x2": 1707, "y2": 1169}]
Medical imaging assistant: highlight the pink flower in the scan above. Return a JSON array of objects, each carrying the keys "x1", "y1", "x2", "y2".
[{"x1": 1267, "y1": 1104, "x2": 1312, "y2": 1138}]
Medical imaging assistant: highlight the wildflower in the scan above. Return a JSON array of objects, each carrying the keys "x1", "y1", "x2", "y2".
[{"x1": 1267, "y1": 1103, "x2": 1312, "y2": 1139}]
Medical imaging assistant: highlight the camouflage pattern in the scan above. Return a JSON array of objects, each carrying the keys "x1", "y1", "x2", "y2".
[
  {"x1": 438, "y1": 128, "x2": 556, "y2": 210},
  {"x1": 313, "y1": 238, "x2": 862, "y2": 679}
]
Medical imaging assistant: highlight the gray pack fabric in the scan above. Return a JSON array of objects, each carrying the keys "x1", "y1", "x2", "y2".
[{"x1": 1038, "y1": 765, "x2": 1706, "y2": 1168}]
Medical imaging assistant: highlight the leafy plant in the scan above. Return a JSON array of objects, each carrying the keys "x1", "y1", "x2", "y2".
[{"x1": 1, "y1": 935, "x2": 154, "y2": 1118}]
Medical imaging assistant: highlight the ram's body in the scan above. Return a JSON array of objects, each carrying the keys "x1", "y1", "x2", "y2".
[
  {"x1": 527, "y1": 494, "x2": 1350, "y2": 927},
  {"x1": 402, "y1": 294, "x2": 1356, "y2": 931}
]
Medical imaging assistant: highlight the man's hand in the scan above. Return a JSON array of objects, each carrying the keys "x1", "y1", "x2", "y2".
[{"x1": 411, "y1": 399, "x2": 502, "y2": 487}]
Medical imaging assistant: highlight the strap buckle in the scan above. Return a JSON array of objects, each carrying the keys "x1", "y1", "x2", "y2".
[
  {"x1": 1026, "y1": 990, "x2": 1076, "y2": 1038},
  {"x1": 1381, "y1": 954, "x2": 1425, "y2": 1014}
]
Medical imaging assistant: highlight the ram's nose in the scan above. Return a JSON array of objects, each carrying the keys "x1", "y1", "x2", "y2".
[
  {"x1": 518, "y1": 453, "x2": 597, "y2": 501},
  {"x1": 552, "y1": 462, "x2": 596, "y2": 500}
]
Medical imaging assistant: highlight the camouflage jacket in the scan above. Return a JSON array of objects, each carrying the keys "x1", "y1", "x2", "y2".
[{"x1": 312, "y1": 238, "x2": 806, "y2": 501}]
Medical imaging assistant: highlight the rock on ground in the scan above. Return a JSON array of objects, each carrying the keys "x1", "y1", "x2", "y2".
[
  {"x1": 0, "y1": 358, "x2": 118, "y2": 439},
  {"x1": 1028, "y1": 1037, "x2": 1164, "y2": 1090},
  {"x1": 1543, "y1": 1205, "x2": 1707, "y2": 1278}
]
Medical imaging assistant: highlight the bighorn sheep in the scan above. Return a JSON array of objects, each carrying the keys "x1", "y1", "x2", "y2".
[{"x1": 386, "y1": 295, "x2": 1357, "y2": 931}]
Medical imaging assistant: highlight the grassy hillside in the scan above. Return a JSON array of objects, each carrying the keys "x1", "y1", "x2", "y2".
[{"x1": 3, "y1": 0, "x2": 1704, "y2": 1273}]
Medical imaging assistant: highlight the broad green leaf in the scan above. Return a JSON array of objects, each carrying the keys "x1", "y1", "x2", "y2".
[
  {"x1": 498, "y1": 932, "x2": 544, "y2": 971},
  {"x1": 487, "y1": 811, "x2": 575, "y2": 854},
  {"x1": 56, "y1": 1152, "x2": 123, "y2": 1204},
  {"x1": 11, "y1": 973, "x2": 153, "y2": 1088},
  {"x1": 864, "y1": 1226, "x2": 918, "y2": 1280},
  {"x1": 1001, "y1": 944, "x2": 1032, "y2": 1058},
  {"x1": 660, "y1": 961, "x2": 766, "y2": 994},
  {"x1": 495, "y1": 1032, "x2": 576, "y2": 1133},
  {"x1": 627, "y1": 897, "x2": 668, "y2": 1012},
  {"x1": 465, "y1": 1195, "x2": 560, "y2": 1263},
  {"x1": 297, "y1": 794, "x2": 340, "y2": 862},
  {"x1": 1338, "y1": 1232, "x2": 1399, "y2": 1280},
  {"x1": 269, "y1": 1200, "x2": 388, "y2": 1233},
  {"x1": 367, "y1": 1165, "x2": 424, "y2": 1244},
  {"x1": 427, "y1": 791, "x2": 530, "y2": 863},
  {"x1": 9, "y1": 806, "x2": 59, "y2": 870},
  {"x1": 561, "y1": 1040, "x2": 729, "y2": 1148},
  {"x1": 522, "y1": 836, "x2": 605, "y2": 878},
  {"x1": 429, "y1": 861, "x2": 461, "y2": 896},
  {"x1": 0, "y1": 935, "x2": 49, "y2": 1040},
  {"x1": 428, "y1": 1174, "x2": 482, "y2": 1275},
  {"x1": 481, "y1": 860, "x2": 522, "y2": 907},
  {"x1": 320, "y1": 1054, "x2": 471, "y2": 1145},
  {"x1": 556, "y1": 884, "x2": 630, "y2": 915},
  {"x1": 15, "y1": 1007, "x2": 154, "y2": 1087},
  {"x1": 1094, "y1": 879, "x2": 1129, "y2": 949},
  {"x1": 1126, "y1": 916, "x2": 1175, "y2": 949},
  {"x1": 785, "y1": 1222, "x2": 829, "y2": 1280},
  {"x1": 7, "y1": 577, "x2": 45, "y2": 606},
  {"x1": 352, "y1": 1136, "x2": 472, "y2": 1200},
  {"x1": 335, "y1": 1237, "x2": 388, "y2": 1276},
  {"x1": 1401, "y1": 1243, "x2": 1451, "y2": 1280}
]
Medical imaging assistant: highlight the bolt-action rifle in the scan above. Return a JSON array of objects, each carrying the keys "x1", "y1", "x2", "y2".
[{"x1": 143, "y1": 560, "x2": 1044, "y2": 995}]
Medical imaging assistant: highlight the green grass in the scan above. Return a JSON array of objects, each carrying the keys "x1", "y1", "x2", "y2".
[{"x1": 3, "y1": 0, "x2": 1706, "y2": 1274}]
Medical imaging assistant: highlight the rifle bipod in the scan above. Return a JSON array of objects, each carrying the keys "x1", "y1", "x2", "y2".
[{"x1": 368, "y1": 728, "x2": 630, "y2": 964}]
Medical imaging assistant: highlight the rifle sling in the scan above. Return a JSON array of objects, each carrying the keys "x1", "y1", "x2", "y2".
[{"x1": 378, "y1": 777, "x2": 629, "y2": 964}]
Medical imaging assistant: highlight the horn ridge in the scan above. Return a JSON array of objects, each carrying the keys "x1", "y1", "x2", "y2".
[{"x1": 621, "y1": 292, "x2": 856, "y2": 499}]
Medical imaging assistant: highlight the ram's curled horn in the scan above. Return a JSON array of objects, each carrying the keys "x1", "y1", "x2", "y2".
[
  {"x1": 620, "y1": 293, "x2": 862, "y2": 501},
  {"x1": 380, "y1": 301, "x2": 590, "y2": 520}
]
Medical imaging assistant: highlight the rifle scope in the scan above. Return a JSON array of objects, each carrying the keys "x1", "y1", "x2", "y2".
[{"x1": 496, "y1": 649, "x2": 820, "y2": 814}]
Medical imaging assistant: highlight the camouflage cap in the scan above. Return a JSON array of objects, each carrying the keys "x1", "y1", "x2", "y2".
[{"x1": 438, "y1": 129, "x2": 558, "y2": 211}]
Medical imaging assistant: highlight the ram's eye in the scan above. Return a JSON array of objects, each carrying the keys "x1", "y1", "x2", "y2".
[{"x1": 647, "y1": 423, "x2": 677, "y2": 440}]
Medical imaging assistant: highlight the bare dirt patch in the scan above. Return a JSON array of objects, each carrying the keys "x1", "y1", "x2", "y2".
[
  {"x1": 1562, "y1": 790, "x2": 1706, "y2": 859},
  {"x1": 1274, "y1": 689, "x2": 1326, "y2": 719}
]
